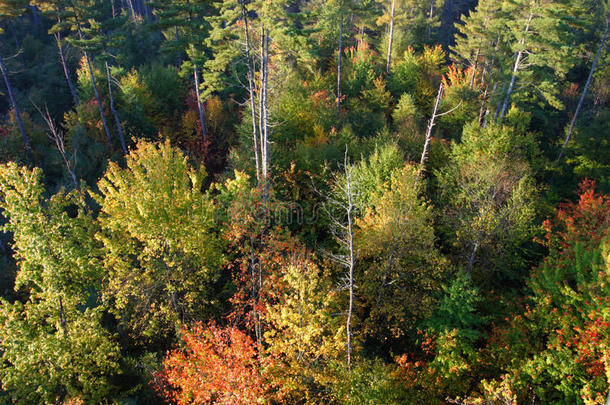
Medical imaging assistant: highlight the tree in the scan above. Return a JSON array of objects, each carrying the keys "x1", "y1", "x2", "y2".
[
  {"x1": 356, "y1": 163, "x2": 445, "y2": 342},
  {"x1": 496, "y1": 0, "x2": 581, "y2": 122},
  {"x1": 32, "y1": 0, "x2": 80, "y2": 105},
  {"x1": 95, "y1": 139, "x2": 225, "y2": 344},
  {"x1": 0, "y1": 0, "x2": 30, "y2": 149},
  {"x1": 436, "y1": 121, "x2": 537, "y2": 281},
  {"x1": 478, "y1": 180, "x2": 610, "y2": 404},
  {"x1": 152, "y1": 0, "x2": 213, "y2": 162},
  {"x1": 264, "y1": 249, "x2": 343, "y2": 402},
  {"x1": 326, "y1": 146, "x2": 358, "y2": 369},
  {"x1": 61, "y1": 0, "x2": 116, "y2": 144},
  {"x1": 557, "y1": 13, "x2": 609, "y2": 164},
  {"x1": 0, "y1": 163, "x2": 120, "y2": 403},
  {"x1": 156, "y1": 323, "x2": 270, "y2": 405}
]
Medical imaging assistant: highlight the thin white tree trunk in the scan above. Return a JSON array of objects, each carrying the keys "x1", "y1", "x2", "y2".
[
  {"x1": 386, "y1": 0, "x2": 396, "y2": 76},
  {"x1": 258, "y1": 27, "x2": 265, "y2": 185},
  {"x1": 556, "y1": 17, "x2": 609, "y2": 164},
  {"x1": 262, "y1": 29, "x2": 270, "y2": 198},
  {"x1": 344, "y1": 148, "x2": 355, "y2": 370},
  {"x1": 427, "y1": 0, "x2": 435, "y2": 39},
  {"x1": 192, "y1": 64, "x2": 208, "y2": 152},
  {"x1": 240, "y1": 2, "x2": 261, "y2": 184},
  {"x1": 419, "y1": 82, "x2": 444, "y2": 174},
  {"x1": 498, "y1": 13, "x2": 532, "y2": 123},
  {"x1": 337, "y1": 14, "x2": 344, "y2": 116}
]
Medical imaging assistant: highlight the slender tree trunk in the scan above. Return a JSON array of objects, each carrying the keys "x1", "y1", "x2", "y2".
[
  {"x1": 479, "y1": 81, "x2": 489, "y2": 125},
  {"x1": 337, "y1": 14, "x2": 344, "y2": 116},
  {"x1": 469, "y1": 46, "x2": 480, "y2": 89},
  {"x1": 240, "y1": 2, "x2": 261, "y2": 184},
  {"x1": 84, "y1": 51, "x2": 113, "y2": 145},
  {"x1": 55, "y1": 32, "x2": 79, "y2": 106},
  {"x1": 262, "y1": 29, "x2": 270, "y2": 199},
  {"x1": 386, "y1": 0, "x2": 396, "y2": 76},
  {"x1": 419, "y1": 82, "x2": 444, "y2": 175},
  {"x1": 498, "y1": 13, "x2": 532, "y2": 123},
  {"x1": 192, "y1": 64, "x2": 208, "y2": 152},
  {"x1": 258, "y1": 27, "x2": 265, "y2": 186},
  {"x1": 105, "y1": 62, "x2": 127, "y2": 154},
  {"x1": 344, "y1": 149, "x2": 355, "y2": 370},
  {"x1": 59, "y1": 297, "x2": 67, "y2": 337},
  {"x1": 556, "y1": 17, "x2": 609, "y2": 164},
  {"x1": 427, "y1": 0, "x2": 435, "y2": 39},
  {"x1": 0, "y1": 56, "x2": 30, "y2": 150},
  {"x1": 493, "y1": 81, "x2": 507, "y2": 121},
  {"x1": 126, "y1": 0, "x2": 137, "y2": 23}
]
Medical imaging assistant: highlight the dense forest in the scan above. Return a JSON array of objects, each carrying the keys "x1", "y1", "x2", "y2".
[{"x1": 0, "y1": 0, "x2": 608, "y2": 403}]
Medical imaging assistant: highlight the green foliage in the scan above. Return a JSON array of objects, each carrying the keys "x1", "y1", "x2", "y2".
[
  {"x1": 436, "y1": 121, "x2": 538, "y2": 285},
  {"x1": 95, "y1": 139, "x2": 225, "y2": 344},
  {"x1": 329, "y1": 358, "x2": 403, "y2": 405},
  {"x1": 356, "y1": 164, "x2": 445, "y2": 343},
  {"x1": 0, "y1": 163, "x2": 120, "y2": 403}
]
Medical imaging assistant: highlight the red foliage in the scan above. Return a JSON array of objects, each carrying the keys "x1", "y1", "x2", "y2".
[
  {"x1": 539, "y1": 179, "x2": 610, "y2": 251},
  {"x1": 155, "y1": 323, "x2": 269, "y2": 405}
]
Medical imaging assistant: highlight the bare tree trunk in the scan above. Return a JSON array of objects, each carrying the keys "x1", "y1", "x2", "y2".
[
  {"x1": 84, "y1": 51, "x2": 113, "y2": 145},
  {"x1": 126, "y1": 0, "x2": 138, "y2": 23},
  {"x1": 419, "y1": 82, "x2": 444, "y2": 174},
  {"x1": 337, "y1": 14, "x2": 344, "y2": 116},
  {"x1": 37, "y1": 104, "x2": 79, "y2": 191},
  {"x1": 240, "y1": 1, "x2": 260, "y2": 184},
  {"x1": 59, "y1": 296, "x2": 67, "y2": 337},
  {"x1": 469, "y1": 46, "x2": 480, "y2": 89},
  {"x1": 386, "y1": 0, "x2": 396, "y2": 76},
  {"x1": 498, "y1": 13, "x2": 532, "y2": 123},
  {"x1": 258, "y1": 27, "x2": 265, "y2": 186},
  {"x1": 0, "y1": 56, "x2": 30, "y2": 150},
  {"x1": 344, "y1": 148, "x2": 355, "y2": 370},
  {"x1": 427, "y1": 0, "x2": 435, "y2": 39},
  {"x1": 55, "y1": 32, "x2": 79, "y2": 106},
  {"x1": 556, "y1": 17, "x2": 608, "y2": 164},
  {"x1": 262, "y1": 29, "x2": 270, "y2": 199},
  {"x1": 106, "y1": 62, "x2": 127, "y2": 154},
  {"x1": 192, "y1": 64, "x2": 208, "y2": 154}
]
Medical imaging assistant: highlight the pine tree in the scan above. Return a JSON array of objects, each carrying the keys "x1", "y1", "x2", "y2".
[
  {"x1": 152, "y1": 0, "x2": 213, "y2": 159},
  {"x1": 44, "y1": 0, "x2": 114, "y2": 145}
]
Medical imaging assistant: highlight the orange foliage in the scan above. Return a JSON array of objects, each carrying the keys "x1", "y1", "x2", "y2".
[{"x1": 155, "y1": 323, "x2": 269, "y2": 405}]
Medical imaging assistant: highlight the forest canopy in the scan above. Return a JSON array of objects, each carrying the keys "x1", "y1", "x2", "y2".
[{"x1": 0, "y1": 0, "x2": 608, "y2": 403}]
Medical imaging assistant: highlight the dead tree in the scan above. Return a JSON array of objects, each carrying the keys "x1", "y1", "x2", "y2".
[
  {"x1": 35, "y1": 104, "x2": 78, "y2": 191},
  {"x1": 419, "y1": 82, "x2": 462, "y2": 176},
  {"x1": 324, "y1": 146, "x2": 357, "y2": 370}
]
